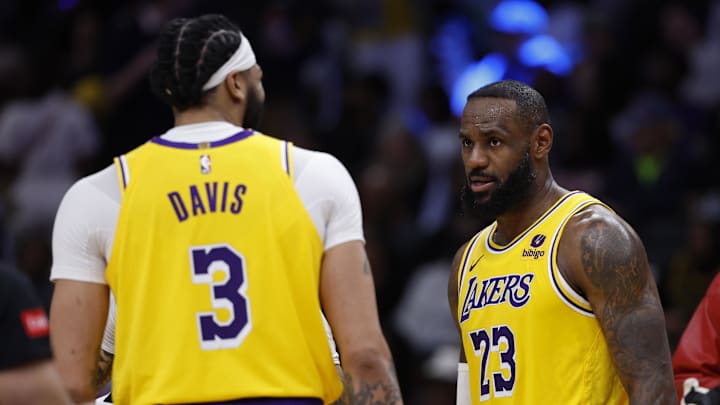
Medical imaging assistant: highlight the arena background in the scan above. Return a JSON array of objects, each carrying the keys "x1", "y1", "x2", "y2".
[{"x1": 1, "y1": 1, "x2": 718, "y2": 403}]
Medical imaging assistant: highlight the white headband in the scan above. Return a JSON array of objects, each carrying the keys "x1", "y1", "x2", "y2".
[{"x1": 202, "y1": 32, "x2": 256, "y2": 91}]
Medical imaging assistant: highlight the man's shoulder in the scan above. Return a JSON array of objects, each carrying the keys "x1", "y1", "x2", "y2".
[
  {"x1": 86, "y1": 163, "x2": 118, "y2": 182},
  {"x1": 559, "y1": 197, "x2": 644, "y2": 270},
  {"x1": 292, "y1": 145, "x2": 353, "y2": 183},
  {"x1": 292, "y1": 144, "x2": 341, "y2": 164},
  {"x1": 65, "y1": 164, "x2": 120, "y2": 203},
  {"x1": 566, "y1": 202, "x2": 630, "y2": 237}
]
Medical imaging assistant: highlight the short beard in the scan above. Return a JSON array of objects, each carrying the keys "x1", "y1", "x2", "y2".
[
  {"x1": 461, "y1": 151, "x2": 536, "y2": 224},
  {"x1": 243, "y1": 85, "x2": 264, "y2": 129}
]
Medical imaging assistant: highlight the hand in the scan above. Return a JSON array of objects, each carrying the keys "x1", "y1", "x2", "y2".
[{"x1": 682, "y1": 378, "x2": 720, "y2": 405}]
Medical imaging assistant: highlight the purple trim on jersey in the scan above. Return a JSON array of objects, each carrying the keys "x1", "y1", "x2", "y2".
[
  {"x1": 197, "y1": 398, "x2": 322, "y2": 405},
  {"x1": 118, "y1": 155, "x2": 129, "y2": 190},
  {"x1": 457, "y1": 231, "x2": 484, "y2": 302},
  {"x1": 548, "y1": 202, "x2": 594, "y2": 316},
  {"x1": 486, "y1": 191, "x2": 582, "y2": 253},
  {"x1": 283, "y1": 141, "x2": 291, "y2": 175},
  {"x1": 150, "y1": 129, "x2": 254, "y2": 149}
]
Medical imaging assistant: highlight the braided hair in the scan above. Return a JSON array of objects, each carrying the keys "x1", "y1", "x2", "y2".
[{"x1": 150, "y1": 14, "x2": 246, "y2": 111}]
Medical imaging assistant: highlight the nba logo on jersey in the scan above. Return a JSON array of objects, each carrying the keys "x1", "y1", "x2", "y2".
[{"x1": 200, "y1": 154, "x2": 212, "y2": 174}]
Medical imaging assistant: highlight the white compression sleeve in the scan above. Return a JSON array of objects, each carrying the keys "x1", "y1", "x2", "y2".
[
  {"x1": 100, "y1": 293, "x2": 116, "y2": 354},
  {"x1": 457, "y1": 362, "x2": 471, "y2": 405}
]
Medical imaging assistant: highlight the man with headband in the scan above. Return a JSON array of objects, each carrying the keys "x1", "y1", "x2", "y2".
[{"x1": 49, "y1": 14, "x2": 403, "y2": 405}]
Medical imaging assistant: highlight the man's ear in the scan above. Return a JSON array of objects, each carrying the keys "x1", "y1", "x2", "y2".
[
  {"x1": 224, "y1": 71, "x2": 246, "y2": 103},
  {"x1": 532, "y1": 123, "x2": 553, "y2": 159}
]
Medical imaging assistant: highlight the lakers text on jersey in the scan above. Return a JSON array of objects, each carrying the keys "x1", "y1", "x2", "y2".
[{"x1": 456, "y1": 191, "x2": 628, "y2": 405}]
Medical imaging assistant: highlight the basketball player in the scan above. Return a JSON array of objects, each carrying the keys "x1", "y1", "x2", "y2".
[
  {"x1": 447, "y1": 80, "x2": 676, "y2": 404},
  {"x1": 0, "y1": 266, "x2": 74, "y2": 404},
  {"x1": 49, "y1": 14, "x2": 402, "y2": 405}
]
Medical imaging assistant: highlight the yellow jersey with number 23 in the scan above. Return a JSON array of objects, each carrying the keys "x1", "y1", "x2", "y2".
[{"x1": 456, "y1": 191, "x2": 628, "y2": 404}]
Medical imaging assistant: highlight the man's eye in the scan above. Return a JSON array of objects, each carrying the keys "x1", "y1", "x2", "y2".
[
  {"x1": 461, "y1": 138, "x2": 473, "y2": 148},
  {"x1": 489, "y1": 138, "x2": 501, "y2": 147}
]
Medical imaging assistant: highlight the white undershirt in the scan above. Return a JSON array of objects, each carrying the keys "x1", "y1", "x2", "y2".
[
  {"x1": 50, "y1": 122, "x2": 363, "y2": 361},
  {"x1": 50, "y1": 121, "x2": 364, "y2": 284}
]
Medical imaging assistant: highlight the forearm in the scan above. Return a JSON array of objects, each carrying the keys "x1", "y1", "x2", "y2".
[
  {"x1": 321, "y1": 242, "x2": 403, "y2": 404},
  {"x1": 332, "y1": 350, "x2": 403, "y2": 405},
  {"x1": 93, "y1": 349, "x2": 114, "y2": 392},
  {"x1": 608, "y1": 304, "x2": 677, "y2": 404},
  {"x1": 55, "y1": 350, "x2": 109, "y2": 402},
  {"x1": 0, "y1": 361, "x2": 74, "y2": 405},
  {"x1": 52, "y1": 329, "x2": 102, "y2": 401},
  {"x1": 49, "y1": 280, "x2": 109, "y2": 402},
  {"x1": 629, "y1": 385, "x2": 677, "y2": 405}
]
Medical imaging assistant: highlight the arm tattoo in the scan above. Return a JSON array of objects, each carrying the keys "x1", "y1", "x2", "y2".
[
  {"x1": 332, "y1": 367, "x2": 403, "y2": 405},
  {"x1": 92, "y1": 349, "x2": 114, "y2": 391},
  {"x1": 580, "y1": 220, "x2": 674, "y2": 402}
]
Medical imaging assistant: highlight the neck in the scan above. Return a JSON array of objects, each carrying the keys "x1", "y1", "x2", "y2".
[
  {"x1": 174, "y1": 105, "x2": 243, "y2": 127},
  {"x1": 492, "y1": 173, "x2": 568, "y2": 245}
]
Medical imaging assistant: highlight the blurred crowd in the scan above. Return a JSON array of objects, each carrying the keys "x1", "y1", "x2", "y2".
[{"x1": 1, "y1": 0, "x2": 719, "y2": 403}]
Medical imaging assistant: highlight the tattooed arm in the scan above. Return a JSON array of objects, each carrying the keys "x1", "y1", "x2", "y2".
[
  {"x1": 321, "y1": 241, "x2": 403, "y2": 405},
  {"x1": 94, "y1": 349, "x2": 114, "y2": 392},
  {"x1": 558, "y1": 205, "x2": 676, "y2": 404}
]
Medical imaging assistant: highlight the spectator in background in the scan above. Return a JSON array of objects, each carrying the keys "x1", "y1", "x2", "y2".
[
  {"x1": 391, "y1": 223, "x2": 470, "y2": 405},
  {"x1": 412, "y1": 84, "x2": 462, "y2": 237},
  {"x1": 319, "y1": 72, "x2": 391, "y2": 175},
  {"x1": 0, "y1": 82, "x2": 100, "y2": 233},
  {"x1": 0, "y1": 12, "x2": 101, "y2": 230},
  {"x1": 342, "y1": 0, "x2": 424, "y2": 118},
  {"x1": 0, "y1": 265, "x2": 74, "y2": 404},
  {"x1": 673, "y1": 270, "x2": 720, "y2": 405},
  {"x1": 0, "y1": 39, "x2": 100, "y2": 306},
  {"x1": 94, "y1": 0, "x2": 195, "y2": 163},
  {"x1": 604, "y1": 93, "x2": 695, "y2": 281},
  {"x1": 664, "y1": 191, "x2": 720, "y2": 348}
]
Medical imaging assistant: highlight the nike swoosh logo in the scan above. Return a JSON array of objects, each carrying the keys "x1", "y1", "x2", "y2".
[{"x1": 468, "y1": 254, "x2": 484, "y2": 272}]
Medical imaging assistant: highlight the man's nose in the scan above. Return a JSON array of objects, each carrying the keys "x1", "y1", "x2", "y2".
[{"x1": 466, "y1": 144, "x2": 489, "y2": 169}]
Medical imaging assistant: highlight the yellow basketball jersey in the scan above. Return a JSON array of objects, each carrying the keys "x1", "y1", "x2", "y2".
[
  {"x1": 456, "y1": 191, "x2": 628, "y2": 404},
  {"x1": 106, "y1": 130, "x2": 342, "y2": 405}
]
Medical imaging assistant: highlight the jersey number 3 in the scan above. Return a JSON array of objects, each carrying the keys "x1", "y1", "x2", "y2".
[
  {"x1": 191, "y1": 244, "x2": 251, "y2": 350},
  {"x1": 469, "y1": 325, "x2": 516, "y2": 401}
]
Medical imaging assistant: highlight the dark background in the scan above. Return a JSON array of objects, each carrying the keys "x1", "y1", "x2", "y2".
[{"x1": 1, "y1": 1, "x2": 719, "y2": 403}]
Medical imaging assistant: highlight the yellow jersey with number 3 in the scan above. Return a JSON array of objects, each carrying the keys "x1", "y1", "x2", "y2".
[
  {"x1": 456, "y1": 191, "x2": 628, "y2": 404},
  {"x1": 106, "y1": 130, "x2": 342, "y2": 405}
]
